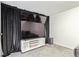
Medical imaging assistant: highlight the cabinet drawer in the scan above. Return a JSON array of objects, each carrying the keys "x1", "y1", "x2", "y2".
[{"x1": 29, "y1": 40, "x2": 39, "y2": 47}]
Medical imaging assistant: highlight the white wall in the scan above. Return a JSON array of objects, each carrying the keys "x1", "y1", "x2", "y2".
[{"x1": 51, "y1": 7, "x2": 79, "y2": 49}]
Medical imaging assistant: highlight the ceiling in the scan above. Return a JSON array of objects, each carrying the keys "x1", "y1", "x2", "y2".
[{"x1": 2, "y1": 1, "x2": 79, "y2": 16}]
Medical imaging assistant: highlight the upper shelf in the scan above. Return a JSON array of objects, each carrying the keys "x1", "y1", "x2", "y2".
[{"x1": 20, "y1": 12, "x2": 42, "y2": 23}]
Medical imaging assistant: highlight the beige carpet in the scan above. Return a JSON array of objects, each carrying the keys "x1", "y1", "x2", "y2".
[{"x1": 8, "y1": 44, "x2": 74, "y2": 57}]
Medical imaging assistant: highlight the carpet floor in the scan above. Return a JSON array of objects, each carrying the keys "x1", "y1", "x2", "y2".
[{"x1": 8, "y1": 44, "x2": 74, "y2": 57}]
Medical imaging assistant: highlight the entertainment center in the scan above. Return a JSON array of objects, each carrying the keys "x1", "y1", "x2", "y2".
[{"x1": 1, "y1": 3, "x2": 49, "y2": 56}]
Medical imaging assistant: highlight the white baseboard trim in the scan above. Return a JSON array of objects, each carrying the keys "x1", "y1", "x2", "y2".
[{"x1": 54, "y1": 42, "x2": 74, "y2": 50}]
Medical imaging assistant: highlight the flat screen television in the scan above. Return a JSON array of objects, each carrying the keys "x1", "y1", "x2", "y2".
[{"x1": 21, "y1": 21, "x2": 45, "y2": 40}]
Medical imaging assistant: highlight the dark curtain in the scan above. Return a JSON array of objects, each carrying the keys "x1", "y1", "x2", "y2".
[
  {"x1": 45, "y1": 16, "x2": 49, "y2": 43},
  {"x1": 13, "y1": 8, "x2": 21, "y2": 52},
  {"x1": 1, "y1": 3, "x2": 21, "y2": 57}
]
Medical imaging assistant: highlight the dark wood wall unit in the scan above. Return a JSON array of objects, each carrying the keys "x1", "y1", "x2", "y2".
[
  {"x1": 1, "y1": 2, "x2": 50, "y2": 57},
  {"x1": 19, "y1": 8, "x2": 48, "y2": 17}
]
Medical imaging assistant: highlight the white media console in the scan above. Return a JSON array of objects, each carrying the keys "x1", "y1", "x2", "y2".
[{"x1": 21, "y1": 38, "x2": 45, "y2": 52}]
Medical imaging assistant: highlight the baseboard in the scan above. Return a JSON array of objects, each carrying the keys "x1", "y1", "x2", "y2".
[{"x1": 54, "y1": 42, "x2": 74, "y2": 50}]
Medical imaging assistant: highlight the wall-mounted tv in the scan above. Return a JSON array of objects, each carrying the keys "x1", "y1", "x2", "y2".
[{"x1": 21, "y1": 21, "x2": 45, "y2": 40}]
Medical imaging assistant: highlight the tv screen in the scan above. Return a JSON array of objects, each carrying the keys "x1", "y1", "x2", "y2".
[{"x1": 21, "y1": 21, "x2": 45, "y2": 39}]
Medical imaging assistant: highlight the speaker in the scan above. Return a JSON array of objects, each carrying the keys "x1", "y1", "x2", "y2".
[
  {"x1": 74, "y1": 47, "x2": 79, "y2": 57},
  {"x1": 48, "y1": 38, "x2": 53, "y2": 44}
]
